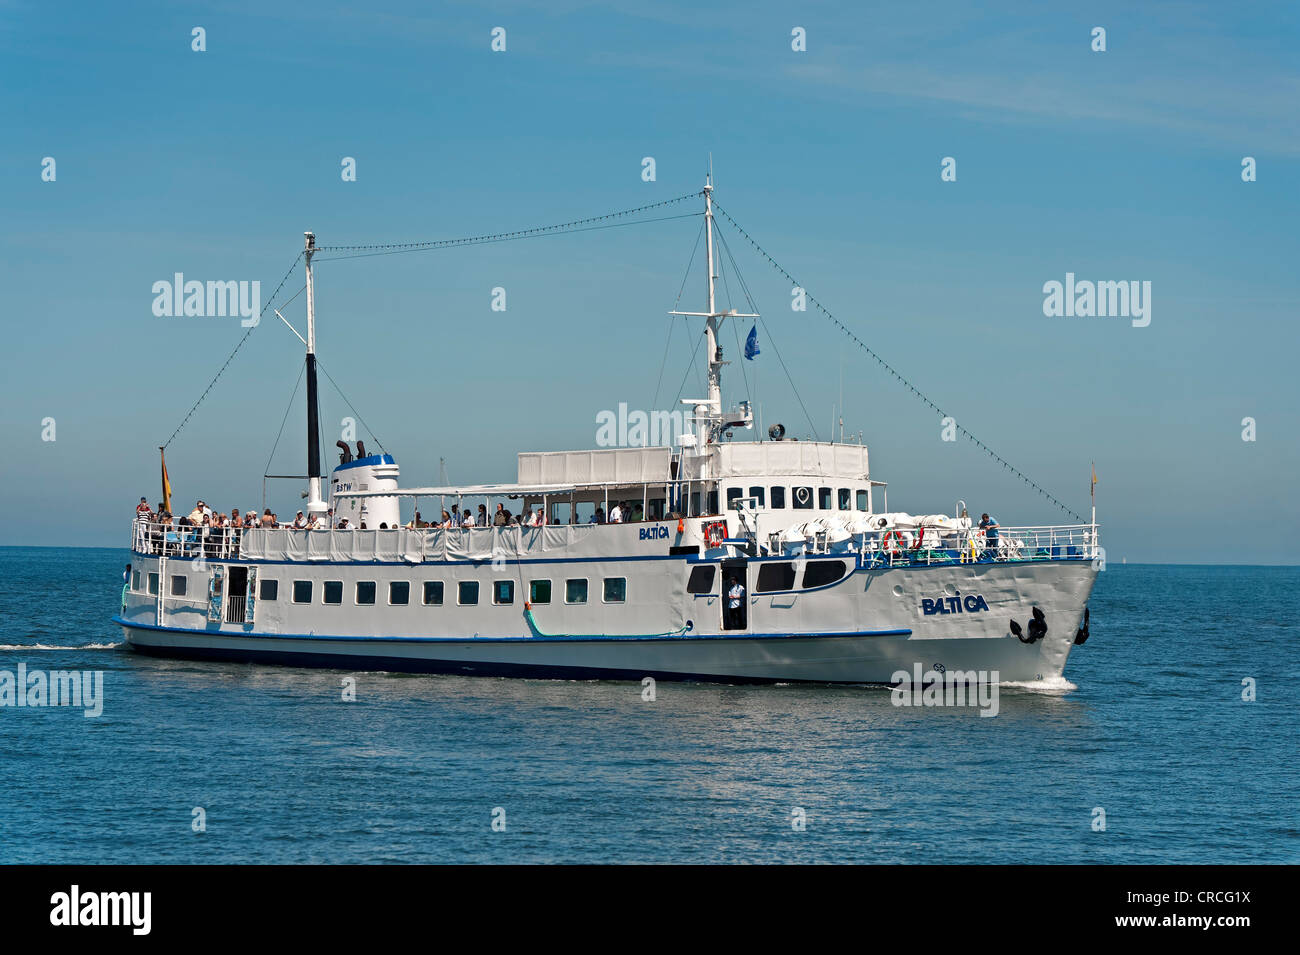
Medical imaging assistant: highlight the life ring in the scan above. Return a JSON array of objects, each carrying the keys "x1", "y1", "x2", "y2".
[
  {"x1": 882, "y1": 530, "x2": 906, "y2": 553},
  {"x1": 704, "y1": 521, "x2": 726, "y2": 548}
]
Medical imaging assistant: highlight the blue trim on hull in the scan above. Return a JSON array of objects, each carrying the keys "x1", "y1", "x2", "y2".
[
  {"x1": 121, "y1": 640, "x2": 891, "y2": 685},
  {"x1": 113, "y1": 616, "x2": 911, "y2": 644}
]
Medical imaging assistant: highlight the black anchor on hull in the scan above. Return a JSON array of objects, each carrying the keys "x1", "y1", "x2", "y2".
[
  {"x1": 1074, "y1": 607, "x2": 1091, "y2": 645},
  {"x1": 1010, "y1": 607, "x2": 1048, "y2": 644}
]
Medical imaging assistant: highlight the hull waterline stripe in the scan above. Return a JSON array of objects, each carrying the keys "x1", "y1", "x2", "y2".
[{"x1": 113, "y1": 617, "x2": 911, "y2": 645}]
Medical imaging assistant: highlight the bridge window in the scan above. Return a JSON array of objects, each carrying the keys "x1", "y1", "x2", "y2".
[
  {"x1": 260, "y1": 579, "x2": 278, "y2": 601},
  {"x1": 529, "y1": 580, "x2": 551, "y2": 604},
  {"x1": 293, "y1": 580, "x2": 313, "y2": 604},
  {"x1": 603, "y1": 577, "x2": 626, "y2": 603},
  {"x1": 147, "y1": 573, "x2": 159, "y2": 595},
  {"x1": 818, "y1": 487, "x2": 832, "y2": 509},
  {"x1": 756, "y1": 562, "x2": 796, "y2": 592},
  {"x1": 389, "y1": 581, "x2": 409, "y2": 605},
  {"x1": 494, "y1": 580, "x2": 514, "y2": 605},
  {"x1": 324, "y1": 581, "x2": 343, "y2": 605},
  {"x1": 726, "y1": 487, "x2": 743, "y2": 510},
  {"x1": 749, "y1": 486, "x2": 766, "y2": 507},
  {"x1": 565, "y1": 579, "x2": 588, "y2": 604},
  {"x1": 423, "y1": 581, "x2": 444, "y2": 606},
  {"x1": 770, "y1": 486, "x2": 786, "y2": 509},
  {"x1": 838, "y1": 488, "x2": 852, "y2": 510},
  {"x1": 792, "y1": 486, "x2": 813, "y2": 510},
  {"x1": 686, "y1": 565, "x2": 716, "y2": 594},
  {"x1": 132, "y1": 570, "x2": 141, "y2": 591},
  {"x1": 356, "y1": 581, "x2": 376, "y2": 605},
  {"x1": 802, "y1": 560, "x2": 848, "y2": 588},
  {"x1": 458, "y1": 581, "x2": 479, "y2": 606},
  {"x1": 857, "y1": 490, "x2": 869, "y2": 511},
  {"x1": 171, "y1": 575, "x2": 187, "y2": 596}
]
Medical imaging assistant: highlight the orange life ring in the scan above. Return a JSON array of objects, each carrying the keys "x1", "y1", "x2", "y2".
[
  {"x1": 882, "y1": 530, "x2": 906, "y2": 553},
  {"x1": 705, "y1": 521, "x2": 726, "y2": 548}
]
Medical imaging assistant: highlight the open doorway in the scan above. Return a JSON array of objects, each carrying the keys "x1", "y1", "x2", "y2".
[
  {"x1": 225, "y1": 566, "x2": 248, "y2": 624},
  {"x1": 721, "y1": 560, "x2": 748, "y2": 631}
]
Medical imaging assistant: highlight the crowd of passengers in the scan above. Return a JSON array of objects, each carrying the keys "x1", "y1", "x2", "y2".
[{"x1": 132, "y1": 495, "x2": 664, "y2": 556}]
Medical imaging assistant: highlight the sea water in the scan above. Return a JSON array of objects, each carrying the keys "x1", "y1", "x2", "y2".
[{"x1": 0, "y1": 547, "x2": 1295, "y2": 863}]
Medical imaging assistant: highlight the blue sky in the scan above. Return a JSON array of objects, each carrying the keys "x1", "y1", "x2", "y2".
[{"x1": 2, "y1": 1, "x2": 1297, "y2": 562}]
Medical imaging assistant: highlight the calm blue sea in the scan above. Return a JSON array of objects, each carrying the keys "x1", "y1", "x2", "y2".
[{"x1": 0, "y1": 546, "x2": 1295, "y2": 864}]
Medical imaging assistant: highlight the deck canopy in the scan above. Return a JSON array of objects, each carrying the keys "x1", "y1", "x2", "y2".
[{"x1": 518, "y1": 447, "x2": 673, "y2": 485}]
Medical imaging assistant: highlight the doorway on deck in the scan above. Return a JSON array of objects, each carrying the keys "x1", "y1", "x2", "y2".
[
  {"x1": 225, "y1": 566, "x2": 248, "y2": 624},
  {"x1": 721, "y1": 560, "x2": 748, "y2": 631}
]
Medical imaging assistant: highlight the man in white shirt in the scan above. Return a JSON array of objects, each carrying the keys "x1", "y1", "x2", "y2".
[
  {"x1": 293, "y1": 511, "x2": 307, "y2": 529},
  {"x1": 609, "y1": 503, "x2": 623, "y2": 524},
  {"x1": 726, "y1": 576, "x2": 746, "y2": 629}
]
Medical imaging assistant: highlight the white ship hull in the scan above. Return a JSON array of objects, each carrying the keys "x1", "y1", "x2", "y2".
[{"x1": 116, "y1": 543, "x2": 1096, "y2": 684}]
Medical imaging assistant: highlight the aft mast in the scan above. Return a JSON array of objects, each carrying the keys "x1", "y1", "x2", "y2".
[{"x1": 303, "y1": 231, "x2": 326, "y2": 517}]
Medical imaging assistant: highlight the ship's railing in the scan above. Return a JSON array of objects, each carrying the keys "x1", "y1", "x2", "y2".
[
  {"x1": 855, "y1": 523, "x2": 1100, "y2": 567},
  {"x1": 127, "y1": 521, "x2": 609, "y2": 563},
  {"x1": 130, "y1": 519, "x2": 245, "y2": 560}
]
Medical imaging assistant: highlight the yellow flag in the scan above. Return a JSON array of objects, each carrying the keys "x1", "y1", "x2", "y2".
[
  {"x1": 160, "y1": 447, "x2": 172, "y2": 514},
  {"x1": 1090, "y1": 462, "x2": 1097, "y2": 498}
]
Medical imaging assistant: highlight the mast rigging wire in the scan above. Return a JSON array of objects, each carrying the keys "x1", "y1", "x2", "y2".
[{"x1": 709, "y1": 195, "x2": 1085, "y2": 522}]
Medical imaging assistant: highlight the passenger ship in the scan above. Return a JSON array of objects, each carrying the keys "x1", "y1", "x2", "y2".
[{"x1": 116, "y1": 181, "x2": 1099, "y2": 684}]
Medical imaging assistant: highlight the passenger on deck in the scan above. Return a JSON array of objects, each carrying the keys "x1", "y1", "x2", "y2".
[
  {"x1": 439, "y1": 510, "x2": 452, "y2": 528},
  {"x1": 493, "y1": 504, "x2": 507, "y2": 527},
  {"x1": 592, "y1": 507, "x2": 605, "y2": 524},
  {"x1": 136, "y1": 497, "x2": 151, "y2": 518},
  {"x1": 261, "y1": 508, "x2": 275, "y2": 527},
  {"x1": 293, "y1": 511, "x2": 307, "y2": 529},
  {"x1": 979, "y1": 513, "x2": 999, "y2": 559},
  {"x1": 609, "y1": 503, "x2": 623, "y2": 524},
  {"x1": 477, "y1": 504, "x2": 488, "y2": 526}
]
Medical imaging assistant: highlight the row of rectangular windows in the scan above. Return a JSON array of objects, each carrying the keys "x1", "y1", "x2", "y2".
[
  {"x1": 137, "y1": 572, "x2": 626, "y2": 607},
  {"x1": 727, "y1": 486, "x2": 868, "y2": 511}
]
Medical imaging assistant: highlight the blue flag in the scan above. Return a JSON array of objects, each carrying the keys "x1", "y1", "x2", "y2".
[{"x1": 744, "y1": 323, "x2": 760, "y2": 360}]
